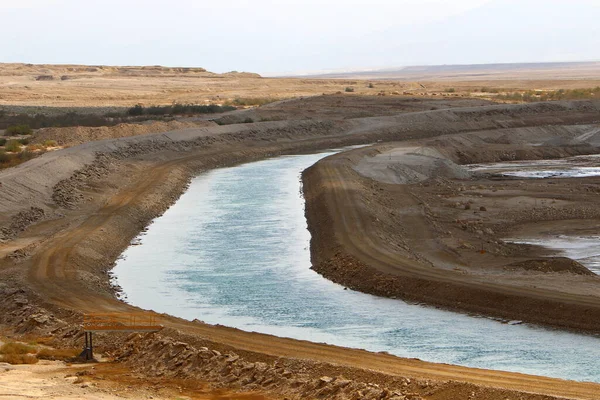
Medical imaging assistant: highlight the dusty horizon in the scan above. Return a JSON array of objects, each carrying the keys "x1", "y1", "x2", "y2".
[{"x1": 3, "y1": 0, "x2": 599, "y2": 75}]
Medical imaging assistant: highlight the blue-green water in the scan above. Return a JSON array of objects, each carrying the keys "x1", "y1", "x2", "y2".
[{"x1": 113, "y1": 151, "x2": 600, "y2": 383}]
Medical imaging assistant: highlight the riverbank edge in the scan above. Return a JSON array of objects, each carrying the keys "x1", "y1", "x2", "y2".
[{"x1": 302, "y1": 143, "x2": 600, "y2": 334}]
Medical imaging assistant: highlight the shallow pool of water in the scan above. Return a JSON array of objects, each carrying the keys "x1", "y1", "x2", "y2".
[
  {"x1": 468, "y1": 154, "x2": 600, "y2": 178},
  {"x1": 113, "y1": 151, "x2": 600, "y2": 383},
  {"x1": 508, "y1": 235, "x2": 600, "y2": 275}
]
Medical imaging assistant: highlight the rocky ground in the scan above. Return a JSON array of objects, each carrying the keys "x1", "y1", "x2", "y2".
[{"x1": 1, "y1": 96, "x2": 600, "y2": 399}]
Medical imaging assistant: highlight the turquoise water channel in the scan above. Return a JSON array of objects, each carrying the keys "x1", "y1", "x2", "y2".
[{"x1": 113, "y1": 150, "x2": 600, "y2": 383}]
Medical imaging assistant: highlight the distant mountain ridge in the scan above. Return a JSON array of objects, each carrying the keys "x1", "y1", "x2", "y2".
[
  {"x1": 0, "y1": 63, "x2": 262, "y2": 79},
  {"x1": 298, "y1": 61, "x2": 600, "y2": 81}
]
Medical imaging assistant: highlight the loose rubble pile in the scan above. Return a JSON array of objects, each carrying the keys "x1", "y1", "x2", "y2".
[
  {"x1": 114, "y1": 332, "x2": 541, "y2": 400},
  {"x1": 0, "y1": 207, "x2": 45, "y2": 240}
]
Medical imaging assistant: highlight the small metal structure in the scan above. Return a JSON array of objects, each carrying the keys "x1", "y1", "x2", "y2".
[{"x1": 80, "y1": 312, "x2": 162, "y2": 361}]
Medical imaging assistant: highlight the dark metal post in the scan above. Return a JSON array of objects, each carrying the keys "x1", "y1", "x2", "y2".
[
  {"x1": 80, "y1": 332, "x2": 94, "y2": 361},
  {"x1": 89, "y1": 332, "x2": 93, "y2": 360}
]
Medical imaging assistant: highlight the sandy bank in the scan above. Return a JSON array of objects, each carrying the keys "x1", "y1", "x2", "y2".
[{"x1": 303, "y1": 122, "x2": 600, "y2": 333}]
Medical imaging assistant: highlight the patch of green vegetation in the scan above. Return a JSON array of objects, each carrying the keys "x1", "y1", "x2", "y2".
[
  {"x1": 344, "y1": 87, "x2": 355, "y2": 93},
  {"x1": 0, "y1": 148, "x2": 37, "y2": 169},
  {"x1": 480, "y1": 87, "x2": 499, "y2": 93},
  {"x1": 0, "y1": 111, "x2": 124, "y2": 130},
  {"x1": 0, "y1": 107, "x2": 195, "y2": 130},
  {"x1": 5, "y1": 140, "x2": 22, "y2": 152},
  {"x1": 43, "y1": 139, "x2": 58, "y2": 147},
  {"x1": 496, "y1": 87, "x2": 600, "y2": 103},
  {"x1": 127, "y1": 104, "x2": 144, "y2": 116},
  {"x1": 258, "y1": 116, "x2": 285, "y2": 122},
  {"x1": 127, "y1": 103, "x2": 236, "y2": 116},
  {"x1": 224, "y1": 97, "x2": 280, "y2": 107},
  {"x1": 445, "y1": 88, "x2": 456, "y2": 93},
  {"x1": 6, "y1": 124, "x2": 32, "y2": 135}
]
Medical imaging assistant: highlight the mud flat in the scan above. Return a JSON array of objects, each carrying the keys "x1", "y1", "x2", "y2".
[
  {"x1": 470, "y1": 157, "x2": 600, "y2": 274},
  {"x1": 1, "y1": 98, "x2": 600, "y2": 399}
]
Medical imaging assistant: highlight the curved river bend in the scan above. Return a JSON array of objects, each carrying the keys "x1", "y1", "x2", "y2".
[{"x1": 113, "y1": 150, "x2": 600, "y2": 383}]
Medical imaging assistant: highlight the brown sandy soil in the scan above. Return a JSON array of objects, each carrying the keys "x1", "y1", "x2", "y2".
[
  {"x1": 32, "y1": 119, "x2": 217, "y2": 147},
  {"x1": 0, "y1": 359, "x2": 268, "y2": 400},
  {"x1": 1, "y1": 98, "x2": 600, "y2": 399},
  {"x1": 2, "y1": 63, "x2": 600, "y2": 108}
]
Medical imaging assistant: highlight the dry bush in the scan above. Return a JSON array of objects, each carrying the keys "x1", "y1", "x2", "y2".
[
  {"x1": 2, "y1": 354, "x2": 39, "y2": 364},
  {"x1": 26, "y1": 144, "x2": 45, "y2": 151},
  {"x1": 21, "y1": 335, "x2": 54, "y2": 346},
  {"x1": 43, "y1": 140, "x2": 58, "y2": 147},
  {"x1": 37, "y1": 348, "x2": 79, "y2": 361},
  {"x1": 224, "y1": 97, "x2": 279, "y2": 106},
  {"x1": 0, "y1": 342, "x2": 36, "y2": 355}
]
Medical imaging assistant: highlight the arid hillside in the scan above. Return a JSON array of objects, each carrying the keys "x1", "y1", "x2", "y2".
[{"x1": 3, "y1": 62, "x2": 600, "y2": 108}]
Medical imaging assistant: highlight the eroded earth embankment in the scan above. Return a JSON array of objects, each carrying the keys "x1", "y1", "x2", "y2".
[
  {"x1": 304, "y1": 120, "x2": 600, "y2": 333},
  {"x1": 1, "y1": 98, "x2": 600, "y2": 400}
]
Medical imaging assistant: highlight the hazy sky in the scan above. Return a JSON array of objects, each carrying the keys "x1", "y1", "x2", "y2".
[{"x1": 1, "y1": 0, "x2": 599, "y2": 75}]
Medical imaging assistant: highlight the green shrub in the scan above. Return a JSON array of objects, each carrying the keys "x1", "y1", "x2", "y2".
[
  {"x1": 496, "y1": 87, "x2": 600, "y2": 103},
  {"x1": 43, "y1": 140, "x2": 58, "y2": 147},
  {"x1": 224, "y1": 97, "x2": 278, "y2": 107},
  {"x1": 368, "y1": 83, "x2": 374, "y2": 88},
  {"x1": 345, "y1": 87, "x2": 355, "y2": 93},
  {"x1": 5, "y1": 140, "x2": 22, "y2": 152},
  {"x1": 243, "y1": 117, "x2": 254, "y2": 123},
  {"x1": 127, "y1": 104, "x2": 144, "y2": 116},
  {"x1": 146, "y1": 105, "x2": 170, "y2": 115},
  {"x1": 1, "y1": 112, "x2": 122, "y2": 130},
  {"x1": 127, "y1": 103, "x2": 235, "y2": 116},
  {"x1": 17, "y1": 150, "x2": 35, "y2": 162},
  {"x1": 18, "y1": 138, "x2": 30, "y2": 145},
  {"x1": 6, "y1": 124, "x2": 32, "y2": 135},
  {"x1": 445, "y1": 88, "x2": 456, "y2": 93},
  {"x1": 0, "y1": 150, "x2": 9, "y2": 163},
  {"x1": 0, "y1": 138, "x2": 6, "y2": 146}
]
